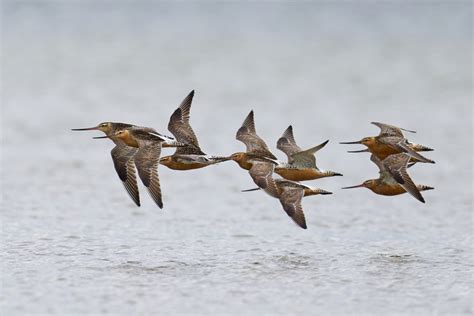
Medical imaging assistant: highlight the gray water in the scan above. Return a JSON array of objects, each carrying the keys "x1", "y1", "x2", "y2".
[{"x1": 1, "y1": 2, "x2": 473, "y2": 315}]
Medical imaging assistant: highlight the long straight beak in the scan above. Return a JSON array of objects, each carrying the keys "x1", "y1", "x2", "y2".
[
  {"x1": 341, "y1": 184, "x2": 365, "y2": 189},
  {"x1": 347, "y1": 149, "x2": 369, "y2": 153},
  {"x1": 92, "y1": 136, "x2": 109, "y2": 139},
  {"x1": 241, "y1": 188, "x2": 261, "y2": 192},
  {"x1": 340, "y1": 140, "x2": 362, "y2": 144},
  {"x1": 71, "y1": 126, "x2": 98, "y2": 131}
]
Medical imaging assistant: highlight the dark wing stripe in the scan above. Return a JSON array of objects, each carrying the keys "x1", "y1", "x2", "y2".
[
  {"x1": 384, "y1": 153, "x2": 425, "y2": 203},
  {"x1": 395, "y1": 140, "x2": 435, "y2": 163},
  {"x1": 236, "y1": 111, "x2": 277, "y2": 159},
  {"x1": 249, "y1": 160, "x2": 279, "y2": 198},
  {"x1": 378, "y1": 136, "x2": 434, "y2": 163},
  {"x1": 178, "y1": 90, "x2": 194, "y2": 124},
  {"x1": 279, "y1": 187, "x2": 307, "y2": 229},
  {"x1": 399, "y1": 169, "x2": 425, "y2": 203},
  {"x1": 240, "y1": 110, "x2": 256, "y2": 134},
  {"x1": 147, "y1": 167, "x2": 163, "y2": 208},
  {"x1": 167, "y1": 91, "x2": 204, "y2": 154}
]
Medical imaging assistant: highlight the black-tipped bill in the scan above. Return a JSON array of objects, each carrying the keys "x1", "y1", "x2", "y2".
[
  {"x1": 92, "y1": 136, "x2": 109, "y2": 139},
  {"x1": 340, "y1": 140, "x2": 363, "y2": 144},
  {"x1": 341, "y1": 184, "x2": 365, "y2": 189},
  {"x1": 347, "y1": 149, "x2": 369, "y2": 153},
  {"x1": 241, "y1": 188, "x2": 261, "y2": 192},
  {"x1": 71, "y1": 126, "x2": 98, "y2": 131}
]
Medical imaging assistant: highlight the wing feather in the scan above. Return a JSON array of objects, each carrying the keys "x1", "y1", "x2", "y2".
[
  {"x1": 236, "y1": 111, "x2": 277, "y2": 159},
  {"x1": 134, "y1": 143, "x2": 163, "y2": 208},
  {"x1": 383, "y1": 153, "x2": 425, "y2": 203},
  {"x1": 279, "y1": 187, "x2": 307, "y2": 229},
  {"x1": 111, "y1": 145, "x2": 140, "y2": 206},
  {"x1": 167, "y1": 90, "x2": 206, "y2": 155}
]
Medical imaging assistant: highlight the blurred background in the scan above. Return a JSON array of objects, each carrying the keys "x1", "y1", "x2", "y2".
[{"x1": 1, "y1": 1, "x2": 472, "y2": 315}]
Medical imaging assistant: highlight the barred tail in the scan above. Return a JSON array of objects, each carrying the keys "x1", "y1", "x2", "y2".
[
  {"x1": 412, "y1": 143, "x2": 434, "y2": 152},
  {"x1": 417, "y1": 185, "x2": 434, "y2": 192},
  {"x1": 162, "y1": 140, "x2": 187, "y2": 148},
  {"x1": 324, "y1": 170, "x2": 343, "y2": 177}
]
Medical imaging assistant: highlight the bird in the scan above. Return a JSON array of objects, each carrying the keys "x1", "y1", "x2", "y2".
[
  {"x1": 71, "y1": 122, "x2": 179, "y2": 206},
  {"x1": 229, "y1": 110, "x2": 277, "y2": 170},
  {"x1": 274, "y1": 125, "x2": 342, "y2": 181},
  {"x1": 159, "y1": 90, "x2": 231, "y2": 170},
  {"x1": 342, "y1": 154, "x2": 434, "y2": 203},
  {"x1": 243, "y1": 179, "x2": 332, "y2": 229},
  {"x1": 340, "y1": 122, "x2": 435, "y2": 163},
  {"x1": 113, "y1": 128, "x2": 167, "y2": 208},
  {"x1": 229, "y1": 110, "x2": 280, "y2": 192}
]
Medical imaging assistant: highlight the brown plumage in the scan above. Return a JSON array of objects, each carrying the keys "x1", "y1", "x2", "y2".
[
  {"x1": 248, "y1": 159, "x2": 280, "y2": 198},
  {"x1": 110, "y1": 145, "x2": 140, "y2": 206},
  {"x1": 161, "y1": 90, "x2": 230, "y2": 170},
  {"x1": 244, "y1": 179, "x2": 332, "y2": 229},
  {"x1": 340, "y1": 122, "x2": 435, "y2": 163},
  {"x1": 72, "y1": 122, "x2": 162, "y2": 207},
  {"x1": 342, "y1": 154, "x2": 434, "y2": 203},
  {"x1": 235, "y1": 110, "x2": 277, "y2": 160},
  {"x1": 115, "y1": 129, "x2": 165, "y2": 208},
  {"x1": 167, "y1": 90, "x2": 205, "y2": 156}
]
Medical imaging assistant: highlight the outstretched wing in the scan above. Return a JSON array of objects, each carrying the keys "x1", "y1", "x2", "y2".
[
  {"x1": 383, "y1": 153, "x2": 425, "y2": 203},
  {"x1": 279, "y1": 187, "x2": 307, "y2": 229},
  {"x1": 291, "y1": 140, "x2": 329, "y2": 168},
  {"x1": 111, "y1": 145, "x2": 140, "y2": 206},
  {"x1": 370, "y1": 154, "x2": 385, "y2": 173},
  {"x1": 249, "y1": 160, "x2": 279, "y2": 198},
  {"x1": 371, "y1": 122, "x2": 416, "y2": 137},
  {"x1": 134, "y1": 143, "x2": 163, "y2": 208},
  {"x1": 378, "y1": 136, "x2": 434, "y2": 163},
  {"x1": 167, "y1": 90, "x2": 206, "y2": 155},
  {"x1": 236, "y1": 110, "x2": 277, "y2": 159},
  {"x1": 276, "y1": 125, "x2": 302, "y2": 161}
]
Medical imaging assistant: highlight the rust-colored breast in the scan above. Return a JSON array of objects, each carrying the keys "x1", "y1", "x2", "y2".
[
  {"x1": 369, "y1": 143, "x2": 399, "y2": 160},
  {"x1": 275, "y1": 167, "x2": 323, "y2": 181},
  {"x1": 371, "y1": 184, "x2": 406, "y2": 196},
  {"x1": 160, "y1": 158, "x2": 207, "y2": 170},
  {"x1": 234, "y1": 158, "x2": 253, "y2": 171}
]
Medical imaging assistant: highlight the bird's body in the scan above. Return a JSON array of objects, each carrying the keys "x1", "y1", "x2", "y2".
[
  {"x1": 230, "y1": 111, "x2": 279, "y2": 193},
  {"x1": 249, "y1": 179, "x2": 332, "y2": 229},
  {"x1": 274, "y1": 126, "x2": 342, "y2": 181},
  {"x1": 114, "y1": 128, "x2": 165, "y2": 208},
  {"x1": 72, "y1": 121, "x2": 177, "y2": 207},
  {"x1": 160, "y1": 90, "x2": 231, "y2": 170},
  {"x1": 342, "y1": 154, "x2": 434, "y2": 203},
  {"x1": 340, "y1": 122, "x2": 434, "y2": 164}
]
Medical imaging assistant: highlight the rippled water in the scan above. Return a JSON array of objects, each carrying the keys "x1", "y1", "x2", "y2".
[{"x1": 1, "y1": 2, "x2": 472, "y2": 315}]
